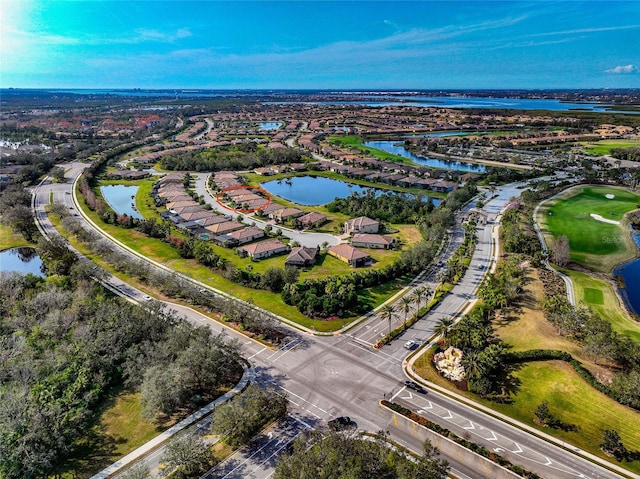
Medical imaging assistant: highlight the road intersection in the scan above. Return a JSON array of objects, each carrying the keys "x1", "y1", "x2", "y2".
[{"x1": 31, "y1": 164, "x2": 632, "y2": 479}]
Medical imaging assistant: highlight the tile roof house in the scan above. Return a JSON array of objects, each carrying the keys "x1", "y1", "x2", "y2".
[
  {"x1": 216, "y1": 226, "x2": 265, "y2": 246},
  {"x1": 344, "y1": 216, "x2": 380, "y2": 235},
  {"x1": 297, "y1": 212, "x2": 328, "y2": 229},
  {"x1": 327, "y1": 244, "x2": 371, "y2": 267},
  {"x1": 195, "y1": 215, "x2": 230, "y2": 227},
  {"x1": 205, "y1": 220, "x2": 245, "y2": 235},
  {"x1": 351, "y1": 233, "x2": 394, "y2": 249},
  {"x1": 237, "y1": 239, "x2": 289, "y2": 260},
  {"x1": 272, "y1": 207, "x2": 305, "y2": 223},
  {"x1": 285, "y1": 246, "x2": 319, "y2": 267}
]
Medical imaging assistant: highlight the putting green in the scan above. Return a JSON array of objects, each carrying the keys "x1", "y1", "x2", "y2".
[{"x1": 539, "y1": 186, "x2": 640, "y2": 272}]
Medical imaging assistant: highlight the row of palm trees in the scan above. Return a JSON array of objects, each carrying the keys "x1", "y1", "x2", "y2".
[{"x1": 378, "y1": 284, "x2": 433, "y2": 340}]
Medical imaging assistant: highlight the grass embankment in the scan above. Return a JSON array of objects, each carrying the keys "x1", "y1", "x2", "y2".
[
  {"x1": 414, "y1": 353, "x2": 640, "y2": 474},
  {"x1": 57, "y1": 389, "x2": 161, "y2": 478},
  {"x1": 537, "y1": 186, "x2": 640, "y2": 273},
  {"x1": 0, "y1": 223, "x2": 33, "y2": 251},
  {"x1": 582, "y1": 140, "x2": 640, "y2": 156},
  {"x1": 329, "y1": 135, "x2": 415, "y2": 166},
  {"x1": 562, "y1": 269, "x2": 640, "y2": 342}
]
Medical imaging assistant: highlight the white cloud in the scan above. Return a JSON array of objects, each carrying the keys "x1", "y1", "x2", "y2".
[{"x1": 605, "y1": 64, "x2": 639, "y2": 74}]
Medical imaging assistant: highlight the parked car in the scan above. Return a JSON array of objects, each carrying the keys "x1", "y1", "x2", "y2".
[
  {"x1": 404, "y1": 380, "x2": 427, "y2": 394},
  {"x1": 404, "y1": 340, "x2": 417, "y2": 350},
  {"x1": 328, "y1": 416, "x2": 353, "y2": 431}
]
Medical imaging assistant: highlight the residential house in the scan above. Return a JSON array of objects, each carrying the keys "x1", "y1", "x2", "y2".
[
  {"x1": 272, "y1": 207, "x2": 305, "y2": 224},
  {"x1": 285, "y1": 246, "x2": 319, "y2": 267},
  {"x1": 351, "y1": 233, "x2": 394, "y2": 249},
  {"x1": 297, "y1": 212, "x2": 328, "y2": 229},
  {"x1": 344, "y1": 216, "x2": 380, "y2": 235},
  {"x1": 237, "y1": 239, "x2": 289, "y2": 260},
  {"x1": 217, "y1": 226, "x2": 265, "y2": 246},
  {"x1": 327, "y1": 244, "x2": 371, "y2": 267},
  {"x1": 205, "y1": 220, "x2": 245, "y2": 235}
]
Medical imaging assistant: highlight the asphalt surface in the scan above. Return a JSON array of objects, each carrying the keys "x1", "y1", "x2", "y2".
[{"x1": 32, "y1": 164, "x2": 631, "y2": 479}]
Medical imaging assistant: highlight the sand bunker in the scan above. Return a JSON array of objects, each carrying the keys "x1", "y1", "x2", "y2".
[
  {"x1": 605, "y1": 194, "x2": 615, "y2": 199},
  {"x1": 590, "y1": 213, "x2": 620, "y2": 225}
]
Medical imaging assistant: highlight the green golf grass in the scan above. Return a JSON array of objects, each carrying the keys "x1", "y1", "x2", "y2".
[{"x1": 539, "y1": 186, "x2": 639, "y2": 272}]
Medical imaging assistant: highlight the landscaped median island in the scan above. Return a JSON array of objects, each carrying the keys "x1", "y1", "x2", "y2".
[{"x1": 411, "y1": 185, "x2": 640, "y2": 475}]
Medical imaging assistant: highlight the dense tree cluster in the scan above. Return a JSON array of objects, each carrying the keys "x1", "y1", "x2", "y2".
[
  {"x1": 0, "y1": 272, "x2": 241, "y2": 478},
  {"x1": 159, "y1": 143, "x2": 305, "y2": 172},
  {"x1": 500, "y1": 207, "x2": 543, "y2": 259},
  {"x1": 610, "y1": 147, "x2": 640, "y2": 163},
  {"x1": 327, "y1": 190, "x2": 436, "y2": 224},
  {"x1": 0, "y1": 185, "x2": 38, "y2": 240},
  {"x1": 274, "y1": 431, "x2": 449, "y2": 479},
  {"x1": 210, "y1": 384, "x2": 287, "y2": 447},
  {"x1": 445, "y1": 259, "x2": 526, "y2": 395}
]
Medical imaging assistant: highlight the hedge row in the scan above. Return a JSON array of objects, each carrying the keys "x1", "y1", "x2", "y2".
[{"x1": 382, "y1": 401, "x2": 541, "y2": 479}]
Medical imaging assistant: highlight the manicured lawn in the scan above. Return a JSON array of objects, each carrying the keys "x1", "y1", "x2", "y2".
[
  {"x1": 414, "y1": 355, "x2": 640, "y2": 474},
  {"x1": 0, "y1": 223, "x2": 33, "y2": 251},
  {"x1": 537, "y1": 186, "x2": 640, "y2": 272},
  {"x1": 563, "y1": 268, "x2": 640, "y2": 342},
  {"x1": 581, "y1": 140, "x2": 640, "y2": 156}
]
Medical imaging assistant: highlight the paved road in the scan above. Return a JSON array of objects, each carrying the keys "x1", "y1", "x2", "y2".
[
  {"x1": 33, "y1": 167, "x2": 631, "y2": 479},
  {"x1": 193, "y1": 173, "x2": 342, "y2": 248}
]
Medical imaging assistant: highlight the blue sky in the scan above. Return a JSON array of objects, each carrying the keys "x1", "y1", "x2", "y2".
[{"x1": 2, "y1": 1, "x2": 639, "y2": 89}]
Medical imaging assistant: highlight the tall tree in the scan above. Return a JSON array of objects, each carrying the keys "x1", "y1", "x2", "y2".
[
  {"x1": 380, "y1": 304, "x2": 395, "y2": 339},
  {"x1": 161, "y1": 433, "x2": 215, "y2": 479},
  {"x1": 553, "y1": 235, "x2": 570, "y2": 267},
  {"x1": 399, "y1": 295, "x2": 413, "y2": 330}
]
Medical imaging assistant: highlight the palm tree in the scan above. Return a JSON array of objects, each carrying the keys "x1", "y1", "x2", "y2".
[
  {"x1": 380, "y1": 304, "x2": 395, "y2": 339},
  {"x1": 399, "y1": 295, "x2": 413, "y2": 330},
  {"x1": 434, "y1": 317, "x2": 454, "y2": 340},
  {"x1": 411, "y1": 287, "x2": 425, "y2": 312}
]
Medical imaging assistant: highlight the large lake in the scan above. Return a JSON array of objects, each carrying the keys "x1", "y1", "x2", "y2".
[
  {"x1": 614, "y1": 227, "x2": 640, "y2": 317},
  {"x1": 0, "y1": 247, "x2": 45, "y2": 277},
  {"x1": 261, "y1": 176, "x2": 440, "y2": 206},
  {"x1": 100, "y1": 185, "x2": 144, "y2": 219},
  {"x1": 363, "y1": 141, "x2": 486, "y2": 172}
]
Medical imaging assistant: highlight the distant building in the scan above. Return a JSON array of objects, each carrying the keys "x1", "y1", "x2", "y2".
[
  {"x1": 327, "y1": 244, "x2": 371, "y2": 267},
  {"x1": 344, "y1": 216, "x2": 380, "y2": 235}
]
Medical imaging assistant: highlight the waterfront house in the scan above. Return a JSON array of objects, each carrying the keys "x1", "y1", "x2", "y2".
[{"x1": 344, "y1": 216, "x2": 380, "y2": 235}]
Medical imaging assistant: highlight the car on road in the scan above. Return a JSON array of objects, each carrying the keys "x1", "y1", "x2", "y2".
[
  {"x1": 328, "y1": 416, "x2": 353, "y2": 431},
  {"x1": 404, "y1": 340, "x2": 417, "y2": 350},
  {"x1": 142, "y1": 295, "x2": 152, "y2": 301},
  {"x1": 477, "y1": 264, "x2": 485, "y2": 270},
  {"x1": 404, "y1": 380, "x2": 427, "y2": 394}
]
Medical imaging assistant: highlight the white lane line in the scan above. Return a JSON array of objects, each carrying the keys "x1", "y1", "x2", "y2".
[
  {"x1": 247, "y1": 347, "x2": 266, "y2": 360},
  {"x1": 347, "y1": 340, "x2": 401, "y2": 365},
  {"x1": 390, "y1": 387, "x2": 406, "y2": 401},
  {"x1": 268, "y1": 381, "x2": 328, "y2": 415}
]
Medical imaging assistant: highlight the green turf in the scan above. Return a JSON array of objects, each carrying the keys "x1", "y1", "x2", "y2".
[
  {"x1": 583, "y1": 287, "x2": 604, "y2": 305},
  {"x1": 0, "y1": 223, "x2": 33, "y2": 251},
  {"x1": 563, "y1": 268, "x2": 640, "y2": 342},
  {"x1": 582, "y1": 140, "x2": 640, "y2": 156},
  {"x1": 539, "y1": 186, "x2": 640, "y2": 272}
]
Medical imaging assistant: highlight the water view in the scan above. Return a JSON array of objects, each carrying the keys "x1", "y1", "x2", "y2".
[
  {"x1": 100, "y1": 184, "x2": 144, "y2": 219},
  {"x1": 261, "y1": 176, "x2": 375, "y2": 205},
  {"x1": 259, "y1": 122, "x2": 281, "y2": 130},
  {"x1": 614, "y1": 227, "x2": 640, "y2": 317},
  {"x1": 261, "y1": 175, "x2": 440, "y2": 206},
  {"x1": 0, "y1": 248, "x2": 45, "y2": 277},
  {"x1": 363, "y1": 141, "x2": 486, "y2": 172}
]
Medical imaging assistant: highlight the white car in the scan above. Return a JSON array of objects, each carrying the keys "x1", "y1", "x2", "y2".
[
  {"x1": 404, "y1": 340, "x2": 417, "y2": 350},
  {"x1": 142, "y1": 295, "x2": 152, "y2": 301}
]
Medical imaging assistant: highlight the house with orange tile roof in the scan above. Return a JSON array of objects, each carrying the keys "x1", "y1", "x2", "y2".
[{"x1": 327, "y1": 244, "x2": 371, "y2": 267}]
